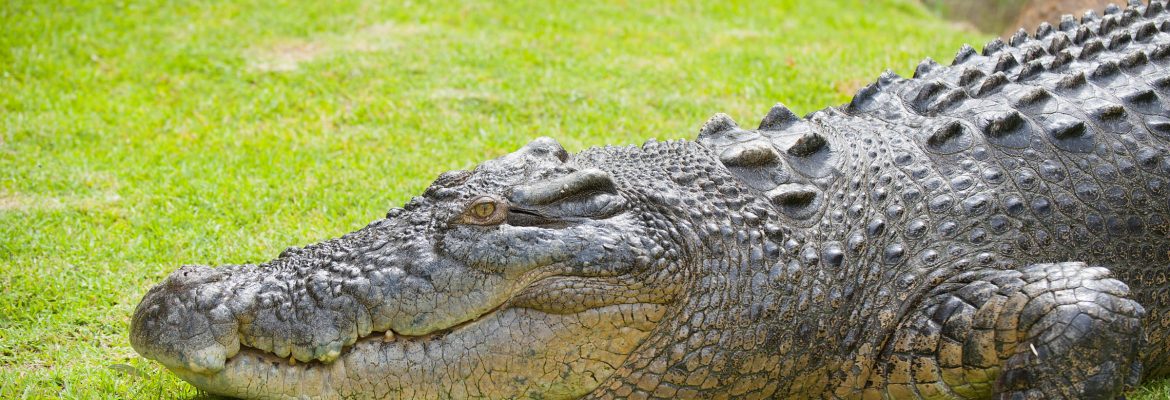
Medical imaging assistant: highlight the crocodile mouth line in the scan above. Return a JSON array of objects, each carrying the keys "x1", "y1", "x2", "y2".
[
  {"x1": 202, "y1": 265, "x2": 609, "y2": 373},
  {"x1": 225, "y1": 300, "x2": 514, "y2": 371}
]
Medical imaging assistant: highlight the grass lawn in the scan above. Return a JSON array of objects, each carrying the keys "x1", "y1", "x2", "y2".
[{"x1": 2, "y1": 0, "x2": 1167, "y2": 398}]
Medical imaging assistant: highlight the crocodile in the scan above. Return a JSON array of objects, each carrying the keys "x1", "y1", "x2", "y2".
[{"x1": 130, "y1": 1, "x2": 1170, "y2": 399}]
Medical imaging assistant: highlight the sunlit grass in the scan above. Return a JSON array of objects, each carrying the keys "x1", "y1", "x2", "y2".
[{"x1": 2, "y1": 0, "x2": 1163, "y2": 398}]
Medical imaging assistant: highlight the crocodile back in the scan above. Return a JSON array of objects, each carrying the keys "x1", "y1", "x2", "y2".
[{"x1": 694, "y1": 0, "x2": 1170, "y2": 377}]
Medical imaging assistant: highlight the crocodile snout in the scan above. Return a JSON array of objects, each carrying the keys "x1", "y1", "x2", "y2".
[{"x1": 130, "y1": 265, "x2": 242, "y2": 374}]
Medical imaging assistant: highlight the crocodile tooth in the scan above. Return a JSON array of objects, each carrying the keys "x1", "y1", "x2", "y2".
[
  {"x1": 319, "y1": 348, "x2": 341, "y2": 363},
  {"x1": 698, "y1": 113, "x2": 738, "y2": 139},
  {"x1": 315, "y1": 342, "x2": 343, "y2": 363},
  {"x1": 383, "y1": 331, "x2": 396, "y2": 343},
  {"x1": 759, "y1": 103, "x2": 798, "y2": 131}
]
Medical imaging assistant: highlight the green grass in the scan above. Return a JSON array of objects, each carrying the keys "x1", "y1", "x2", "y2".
[{"x1": 1, "y1": 0, "x2": 1164, "y2": 398}]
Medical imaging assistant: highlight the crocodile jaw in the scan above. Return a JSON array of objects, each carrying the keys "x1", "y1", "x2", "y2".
[{"x1": 167, "y1": 304, "x2": 666, "y2": 399}]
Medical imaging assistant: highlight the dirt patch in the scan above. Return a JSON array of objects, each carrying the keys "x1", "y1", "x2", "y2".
[
  {"x1": 427, "y1": 88, "x2": 497, "y2": 101},
  {"x1": 0, "y1": 192, "x2": 64, "y2": 211},
  {"x1": 926, "y1": 0, "x2": 1118, "y2": 37},
  {"x1": 251, "y1": 42, "x2": 326, "y2": 72},
  {"x1": 0, "y1": 190, "x2": 121, "y2": 212},
  {"x1": 1009, "y1": 0, "x2": 1117, "y2": 36},
  {"x1": 249, "y1": 22, "x2": 428, "y2": 72}
]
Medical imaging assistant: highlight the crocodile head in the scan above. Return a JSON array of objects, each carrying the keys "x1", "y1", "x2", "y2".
[{"x1": 130, "y1": 137, "x2": 711, "y2": 399}]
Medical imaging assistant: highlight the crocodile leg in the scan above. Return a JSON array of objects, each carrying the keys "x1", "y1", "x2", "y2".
[{"x1": 863, "y1": 262, "x2": 1145, "y2": 399}]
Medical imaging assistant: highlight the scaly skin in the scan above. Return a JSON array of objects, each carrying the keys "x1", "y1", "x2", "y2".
[{"x1": 132, "y1": 1, "x2": 1170, "y2": 398}]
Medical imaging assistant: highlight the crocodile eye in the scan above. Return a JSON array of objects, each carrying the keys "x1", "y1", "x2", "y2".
[
  {"x1": 460, "y1": 196, "x2": 506, "y2": 225},
  {"x1": 472, "y1": 202, "x2": 495, "y2": 218}
]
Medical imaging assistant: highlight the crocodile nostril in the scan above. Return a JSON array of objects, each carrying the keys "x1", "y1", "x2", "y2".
[{"x1": 164, "y1": 265, "x2": 226, "y2": 288}]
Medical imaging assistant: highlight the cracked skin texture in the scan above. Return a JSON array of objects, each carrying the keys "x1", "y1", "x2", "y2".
[{"x1": 131, "y1": 1, "x2": 1170, "y2": 399}]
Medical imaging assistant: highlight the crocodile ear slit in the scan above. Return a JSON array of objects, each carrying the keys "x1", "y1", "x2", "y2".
[{"x1": 509, "y1": 168, "x2": 617, "y2": 206}]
